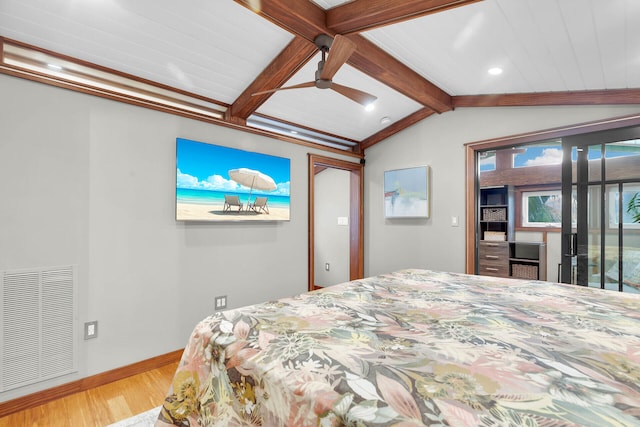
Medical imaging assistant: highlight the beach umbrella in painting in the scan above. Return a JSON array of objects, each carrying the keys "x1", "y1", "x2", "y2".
[{"x1": 228, "y1": 168, "x2": 276, "y2": 203}]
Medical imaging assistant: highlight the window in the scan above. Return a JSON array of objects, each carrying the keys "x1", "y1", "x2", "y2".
[
  {"x1": 478, "y1": 151, "x2": 496, "y2": 172},
  {"x1": 1, "y1": 38, "x2": 227, "y2": 120},
  {"x1": 1, "y1": 37, "x2": 358, "y2": 151},
  {"x1": 608, "y1": 184, "x2": 640, "y2": 229},
  {"x1": 522, "y1": 190, "x2": 563, "y2": 227},
  {"x1": 513, "y1": 142, "x2": 562, "y2": 168}
]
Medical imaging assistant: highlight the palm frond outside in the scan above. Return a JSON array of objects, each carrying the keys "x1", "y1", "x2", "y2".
[{"x1": 627, "y1": 192, "x2": 640, "y2": 224}]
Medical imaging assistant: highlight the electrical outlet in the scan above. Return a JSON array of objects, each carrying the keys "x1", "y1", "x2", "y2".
[
  {"x1": 84, "y1": 321, "x2": 98, "y2": 340},
  {"x1": 215, "y1": 295, "x2": 227, "y2": 310}
]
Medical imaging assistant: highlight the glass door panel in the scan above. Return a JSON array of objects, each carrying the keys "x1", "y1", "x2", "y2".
[
  {"x1": 604, "y1": 182, "x2": 640, "y2": 293},
  {"x1": 562, "y1": 129, "x2": 640, "y2": 290},
  {"x1": 585, "y1": 145, "x2": 602, "y2": 289},
  {"x1": 603, "y1": 184, "x2": 622, "y2": 292},
  {"x1": 586, "y1": 182, "x2": 601, "y2": 289},
  {"x1": 561, "y1": 144, "x2": 586, "y2": 285},
  {"x1": 604, "y1": 138, "x2": 640, "y2": 293},
  {"x1": 621, "y1": 183, "x2": 640, "y2": 294}
]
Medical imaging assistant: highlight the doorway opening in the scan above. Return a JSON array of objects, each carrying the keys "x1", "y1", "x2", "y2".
[
  {"x1": 561, "y1": 126, "x2": 640, "y2": 290},
  {"x1": 465, "y1": 115, "x2": 640, "y2": 292},
  {"x1": 308, "y1": 154, "x2": 363, "y2": 291}
]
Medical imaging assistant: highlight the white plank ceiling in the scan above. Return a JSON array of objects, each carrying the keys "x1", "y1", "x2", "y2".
[
  {"x1": 364, "y1": 0, "x2": 640, "y2": 95},
  {"x1": 1, "y1": 0, "x2": 639, "y2": 147}
]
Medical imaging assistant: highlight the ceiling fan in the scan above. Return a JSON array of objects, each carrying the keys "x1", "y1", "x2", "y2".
[{"x1": 252, "y1": 34, "x2": 377, "y2": 107}]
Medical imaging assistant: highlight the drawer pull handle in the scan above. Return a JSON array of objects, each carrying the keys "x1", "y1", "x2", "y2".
[
  {"x1": 485, "y1": 255, "x2": 499, "y2": 259},
  {"x1": 486, "y1": 243, "x2": 499, "y2": 247},
  {"x1": 485, "y1": 267, "x2": 499, "y2": 272}
]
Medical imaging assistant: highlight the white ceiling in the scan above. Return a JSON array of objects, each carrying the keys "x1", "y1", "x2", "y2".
[
  {"x1": 1, "y1": 0, "x2": 639, "y2": 145},
  {"x1": 365, "y1": 0, "x2": 640, "y2": 95}
]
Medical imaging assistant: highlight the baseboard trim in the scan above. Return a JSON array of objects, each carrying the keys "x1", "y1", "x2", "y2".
[{"x1": 0, "y1": 349, "x2": 183, "y2": 417}]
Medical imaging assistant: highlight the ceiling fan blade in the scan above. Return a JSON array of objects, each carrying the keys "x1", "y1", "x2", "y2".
[
  {"x1": 320, "y1": 35, "x2": 356, "y2": 81},
  {"x1": 252, "y1": 81, "x2": 315, "y2": 96},
  {"x1": 331, "y1": 83, "x2": 377, "y2": 107}
]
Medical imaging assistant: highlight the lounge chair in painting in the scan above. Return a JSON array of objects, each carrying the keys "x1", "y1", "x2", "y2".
[
  {"x1": 249, "y1": 196, "x2": 269, "y2": 214},
  {"x1": 223, "y1": 195, "x2": 243, "y2": 212}
]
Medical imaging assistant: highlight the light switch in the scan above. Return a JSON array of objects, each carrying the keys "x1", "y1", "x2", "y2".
[
  {"x1": 84, "y1": 321, "x2": 98, "y2": 340},
  {"x1": 337, "y1": 216, "x2": 349, "y2": 225}
]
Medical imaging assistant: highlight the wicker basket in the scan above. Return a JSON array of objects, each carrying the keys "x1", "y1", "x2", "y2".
[
  {"x1": 483, "y1": 207, "x2": 506, "y2": 221},
  {"x1": 484, "y1": 231, "x2": 506, "y2": 241},
  {"x1": 511, "y1": 264, "x2": 538, "y2": 280}
]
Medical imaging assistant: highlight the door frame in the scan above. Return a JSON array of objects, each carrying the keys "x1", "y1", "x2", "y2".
[
  {"x1": 308, "y1": 154, "x2": 364, "y2": 291},
  {"x1": 560, "y1": 139, "x2": 589, "y2": 285},
  {"x1": 464, "y1": 114, "x2": 640, "y2": 275}
]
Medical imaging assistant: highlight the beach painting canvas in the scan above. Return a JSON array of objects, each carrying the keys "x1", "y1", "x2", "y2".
[
  {"x1": 384, "y1": 166, "x2": 429, "y2": 218},
  {"x1": 176, "y1": 138, "x2": 290, "y2": 221}
]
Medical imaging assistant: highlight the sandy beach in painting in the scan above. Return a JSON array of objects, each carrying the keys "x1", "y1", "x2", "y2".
[{"x1": 177, "y1": 202, "x2": 290, "y2": 221}]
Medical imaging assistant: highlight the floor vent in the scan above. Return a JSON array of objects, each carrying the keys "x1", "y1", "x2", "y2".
[{"x1": 1, "y1": 266, "x2": 77, "y2": 392}]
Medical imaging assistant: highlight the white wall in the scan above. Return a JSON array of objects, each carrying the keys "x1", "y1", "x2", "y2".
[
  {"x1": 314, "y1": 168, "x2": 350, "y2": 286},
  {"x1": 0, "y1": 74, "x2": 355, "y2": 400},
  {"x1": 364, "y1": 105, "x2": 640, "y2": 277},
  {"x1": 3, "y1": 72, "x2": 639, "y2": 401}
]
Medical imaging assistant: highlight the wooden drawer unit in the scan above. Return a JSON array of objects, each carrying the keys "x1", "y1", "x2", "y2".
[{"x1": 478, "y1": 241, "x2": 509, "y2": 277}]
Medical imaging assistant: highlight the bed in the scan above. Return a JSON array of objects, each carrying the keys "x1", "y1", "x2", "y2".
[{"x1": 155, "y1": 269, "x2": 640, "y2": 427}]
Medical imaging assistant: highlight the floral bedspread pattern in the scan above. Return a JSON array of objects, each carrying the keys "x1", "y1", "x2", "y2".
[{"x1": 156, "y1": 269, "x2": 640, "y2": 427}]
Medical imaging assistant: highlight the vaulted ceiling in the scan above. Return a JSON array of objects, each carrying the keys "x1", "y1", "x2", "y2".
[{"x1": 1, "y1": 0, "x2": 639, "y2": 153}]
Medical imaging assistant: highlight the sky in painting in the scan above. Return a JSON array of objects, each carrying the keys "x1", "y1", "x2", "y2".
[
  {"x1": 176, "y1": 138, "x2": 290, "y2": 195},
  {"x1": 384, "y1": 167, "x2": 427, "y2": 195}
]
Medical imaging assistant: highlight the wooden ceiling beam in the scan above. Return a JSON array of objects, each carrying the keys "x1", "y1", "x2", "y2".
[
  {"x1": 453, "y1": 89, "x2": 640, "y2": 108},
  {"x1": 231, "y1": 37, "x2": 317, "y2": 119},
  {"x1": 360, "y1": 108, "x2": 436, "y2": 151},
  {"x1": 234, "y1": 0, "x2": 327, "y2": 41},
  {"x1": 230, "y1": 1, "x2": 640, "y2": 148},
  {"x1": 347, "y1": 35, "x2": 452, "y2": 113},
  {"x1": 235, "y1": 0, "x2": 453, "y2": 114},
  {"x1": 327, "y1": 0, "x2": 483, "y2": 34},
  {"x1": 231, "y1": 0, "x2": 328, "y2": 120},
  {"x1": 362, "y1": 87, "x2": 640, "y2": 150}
]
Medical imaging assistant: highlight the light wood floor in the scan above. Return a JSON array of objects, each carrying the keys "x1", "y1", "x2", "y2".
[{"x1": 0, "y1": 361, "x2": 178, "y2": 427}]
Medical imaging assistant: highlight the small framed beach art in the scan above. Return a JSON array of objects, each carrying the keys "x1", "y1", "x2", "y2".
[
  {"x1": 384, "y1": 166, "x2": 429, "y2": 218},
  {"x1": 176, "y1": 138, "x2": 290, "y2": 222}
]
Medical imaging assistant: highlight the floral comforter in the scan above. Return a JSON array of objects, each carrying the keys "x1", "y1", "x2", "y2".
[{"x1": 155, "y1": 269, "x2": 640, "y2": 427}]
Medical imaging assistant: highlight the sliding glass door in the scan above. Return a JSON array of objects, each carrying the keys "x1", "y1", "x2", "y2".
[{"x1": 561, "y1": 127, "x2": 640, "y2": 291}]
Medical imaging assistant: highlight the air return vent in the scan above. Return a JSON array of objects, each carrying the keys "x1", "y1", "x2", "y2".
[{"x1": 1, "y1": 266, "x2": 77, "y2": 392}]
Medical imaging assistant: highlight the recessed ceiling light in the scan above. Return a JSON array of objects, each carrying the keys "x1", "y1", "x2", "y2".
[
  {"x1": 488, "y1": 67, "x2": 503, "y2": 75},
  {"x1": 365, "y1": 103, "x2": 375, "y2": 112}
]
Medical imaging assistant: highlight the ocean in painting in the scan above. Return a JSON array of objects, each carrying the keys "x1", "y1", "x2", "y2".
[{"x1": 177, "y1": 188, "x2": 290, "y2": 208}]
